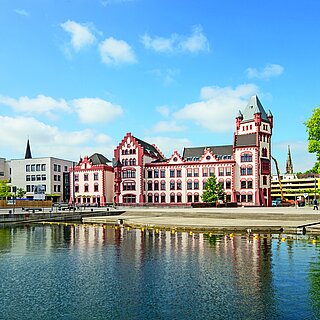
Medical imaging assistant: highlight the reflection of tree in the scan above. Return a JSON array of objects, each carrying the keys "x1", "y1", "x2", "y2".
[
  {"x1": 0, "y1": 227, "x2": 11, "y2": 252},
  {"x1": 309, "y1": 240, "x2": 320, "y2": 318}
]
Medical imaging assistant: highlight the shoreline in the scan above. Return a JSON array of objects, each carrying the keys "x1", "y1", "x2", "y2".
[{"x1": 82, "y1": 206, "x2": 320, "y2": 234}]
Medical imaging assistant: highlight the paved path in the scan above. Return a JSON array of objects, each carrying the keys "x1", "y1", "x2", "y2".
[{"x1": 83, "y1": 206, "x2": 320, "y2": 233}]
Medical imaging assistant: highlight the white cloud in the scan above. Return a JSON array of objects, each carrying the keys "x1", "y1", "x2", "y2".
[
  {"x1": 0, "y1": 94, "x2": 70, "y2": 117},
  {"x1": 151, "y1": 68, "x2": 180, "y2": 85},
  {"x1": 61, "y1": 20, "x2": 96, "y2": 51},
  {"x1": 143, "y1": 136, "x2": 191, "y2": 157},
  {"x1": 141, "y1": 25, "x2": 209, "y2": 54},
  {"x1": 174, "y1": 84, "x2": 258, "y2": 132},
  {"x1": 152, "y1": 121, "x2": 185, "y2": 133},
  {"x1": 0, "y1": 116, "x2": 115, "y2": 160},
  {"x1": 72, "y1": 98, "x2": 123, "y2": 123},
  {"x1": 246, "y1": 64, "x2": 284, "y2": 80},
  {"x1": 99, "y1": 37, "x2": 136, "y2": 65},
  {"x1": 14, "y1": 9, "x2": 30, "y2": 17},
  {"x1": 156, "y1": 105, "x2": 170, "y2": 117}
]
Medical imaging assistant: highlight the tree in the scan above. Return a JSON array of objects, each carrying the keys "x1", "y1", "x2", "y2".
[
  {"x1": 305, "y1": 106, "x2": 320, "y2": 173},
  {"x1": 16, "y1": 188, "x2": 26, "y2": 199},
  {"x1": 202, "y1": 175, "x2": 225, "y2": 203},
  {"x1": 0, "y1": 180, "x2": 12, "y2": 200}
]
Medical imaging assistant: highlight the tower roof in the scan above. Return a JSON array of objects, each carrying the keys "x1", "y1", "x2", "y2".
[
  {"x1": 24, "y1": 139, "x2": 32, "y2": 159},
  {"x1": 242, "y1": 95, "x2": 268, "y2": 121},
  {"x1": 89, "y1": 153, "x2": 111, "y2": 165}
]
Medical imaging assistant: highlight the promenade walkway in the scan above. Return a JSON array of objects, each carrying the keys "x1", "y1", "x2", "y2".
[{"x1": 83, "y1": 206, "x2": 320, "y2": 234}]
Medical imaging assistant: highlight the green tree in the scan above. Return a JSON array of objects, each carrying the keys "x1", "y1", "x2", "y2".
[
  {"x1": 0, "y1": 180, "x2": 12, "y2": 200},
  {"x1": 202, "y1": 175, "x2": 225, "y2": 203},
  {"x1": 16, "y1": 188, "x2": 26, "y2": 199},
  {"x1": 305, "y1": 107, "x2": 320, "y2": 173}
]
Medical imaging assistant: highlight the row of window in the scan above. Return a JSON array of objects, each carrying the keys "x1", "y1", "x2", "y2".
[
  {"x1": 241, "y1": 153, "x2": 252, "y2": 162},
  {"x1": 26, "y1": 185, "x2": 46, "y2": 192},
  {"x1": 240, "y1": 166, "x2": 253, "y2": 175},
  {"x1": 74, "y1": 183, "x2": 99, "y2": 193},
  {"x1": 74, "y1": 173, "x2": 99, "y2": 181},
  {"x1": 147, "y1": 193, "x2": 200, "y2": 203},
  {"x1": 121, "y1": 149, "x2": 136, "y2": 155},
  {"x1": 122, "y1": 159, "x2": 137, "y2": 166},
  {"x1": 26, "y1": 174, "x2": 46, "y2": 181},
  {"x1": 240, "y1": 180, "x2": 253, "y2": 189},
  {"x1": 25, "y1": 164, "x2": 68, "y2": 172}
]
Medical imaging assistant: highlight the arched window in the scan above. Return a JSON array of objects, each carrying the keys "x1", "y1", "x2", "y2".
[
  {"x1": 241, "y1": 152, "x2": 252, "y2": 162},
  {"x1": 125, "y1": 159, "x2": 128, "y2": 166},
  {"x1": 94, "y1": 183, "x2": 99, "y2": 192},
  {"x1": 240, "y1": 180, "x2": 246, "y2": 189},
  {"x1": 170, "y1": 180, "x2": 175, "y2": 190},
  {"x1": 187, "y1": 193, "x2": 193, "y2": 203},
  {"x1": 147, "y1": 181, "x2": 153, "y2": 191},
  {"x1": 247, "y1": 179, "x2": 253, "y2": 189},
  {"x1": 129, "y1": 159, "x2": 133, "y2": 166},
  {"x1": 177, "y1": 193, "x2": 182, "y2": 203},
  {"x1": 241, "y1": 193, "x2": 246, "y2": 202},
  {"x1": 226, "y1": 179, "x2": 231, "y2": 189},
  {"x1": 123, "y1": 194, "x2": 136, "y2": 204},
  {"x1": 187, "y1": 179, "x2": 192, "y2": 190},
  {"x1": 263, "y1": 176, "x2": 267, "y2": 185},
  {"x1": 160, "y1": 193, "x2": 166, "y2": 203},
  {"x1": 130, "y1": 149, "x2": 133, "y2": 154},
  {"x1": 161, "y1": 181, "x2": 166, "y2": 190},
  {"x1": 170, "y1": 193, "x2": 175, "y2": 203},
  {"x1": 218, "y1": 179, "x2": 224, "y2": 189},
  {"x1": 154, "y1": 193, "x2": 159, "y2": 203},
  {"x1": 240, "y1": 166, "x2": 246, "y2": 175},
  {"x1": 154, "y1": 181, "x2": 159, "y2": 191},
  {"x1": 247, "y1": 165, "x2": 253, "y2": 175},
  {"x1": 133, "y1": 159, "x2": 136, "y2": 165},
  {"x1": 125, "y1": 149, "x2": 128, "y2": 155},
  {"x1": 84, "y1": 183, "x2": 89, "y2": 192},
  {"x1": 247, "y1": 192, "x2": 253, "y2": 203}
]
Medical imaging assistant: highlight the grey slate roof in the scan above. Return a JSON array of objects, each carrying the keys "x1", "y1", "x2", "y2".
[
  {"x1": 134, "y1": 136, "x2": 164, "y2": 159},
  {"x1": 242, "y1": 95, "x2": 268, "y2": 121},
  {"x1": 89, "y1": 153, "x2": 111, "y2": 165},
  {"x1": 182, "y1": 145, "x2": 233, "y2": 160},
  {"x1": 235, "y1": 133, "x2": 257, "y2": 146}
]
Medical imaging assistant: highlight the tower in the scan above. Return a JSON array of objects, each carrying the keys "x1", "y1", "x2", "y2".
[
  {"x1": 234, "y1": 95, "x2": 273, "y2": 206},
  {"x1": 286, "y1": 145, "x2": 294, "y2": 174},
  {"x1": 25, "y1": 139, "x2": 32, "y2": 159}
]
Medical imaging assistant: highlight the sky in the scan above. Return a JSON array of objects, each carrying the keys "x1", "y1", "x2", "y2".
[{"x1": 0, "y1": 0, "x2": 319, "y2": 173}]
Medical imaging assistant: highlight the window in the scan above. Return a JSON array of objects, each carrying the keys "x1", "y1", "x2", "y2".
[
  {"x1": 148, "y1": 181, "x2": 153, "y2": 191},
  {"x1": 241, "y1": 181, "x2": 246, "y2": 189},
  {"x1": 41, "y1": 164, "x2": 46, "y2": 171},
  {"x1": 31, "y1": 175, "x2": 36, "y2": 181},
  {"x1": 148, "y1": 171, "x2": 152, "y2": 178},
  {"x1": 247, "y1": 194, "x2": 253, "y2": 202},
  {"x1": 123, "y1": 171, "x2": 127, "y2": 179},
  {"x1": 177, "y1": 194, "x2": 182, "y2": 203},
  {"x1": 209, "y1": 168, "x2": 214, "y2": 176},
  {"x1": 94, "y1": 173, "x2": 99, "y2": 180},
  {"x1": 170, "y1": 181, "x2": 175, "y2": 190},
  {"x1": 202, "y1": 168, "x2": 208, "y2": 177},
  {"x1": 187, "y1": 169, "x2": 192, "y2": 177},
  {"x1": 31, "y1": 164, "x2": 35, "y2": 172},
  {"x1": 57, "y1": 185, "x2": 61, "y2": 192},
  {"x1": 154, "y1": 181, "x2": 159, "y2": 190},
  {"x1": 64, "y1": 166, "x2": 68, "y2": 172},
  {"x1": 187, "y1": 194, "x2": 193, "y2": 203},
  {"x1": 26, "y1": 165, "x2": 30, "y2": 172},
  {"x1": 203, "y1": 180, "x2": 207, "y2": 189},
  {"x1": 161, "y1": 195, "x2": 166, "y2": 203},
  {"x1": 94, "y1": 184, "x2": 99, "y2": 192},
  {"x1": 226, "y1": 167, "x2": 231, "y2": 176},
  {"x1": 226, "y1": 194, "x2": 231, "y2": 202},
  {"x1": 161, "y1": 181, "x2": 166, "y2": 190},
  {"x1": 42, "y1": 175, "x2": 46, "y2": 181},
  {"x1": 177, "y1": 181, "x2": 182, "y2": 190},
  {"x1": 241, "y1": 194, "x2": 246, "y2": 202},
  {"x1": 148, "y1": 195, "x2": 153, "y2": 203},
  {"x1": 170, "y1": 194, "x2": 175, "y2": 203},
  {"x1": 84, "y1": 174, "x2": 88, "y2": 181},
  {"x1": 194, "y1": 194, "x2": 199, "y2": 202},
  {"x1": 247, "y1": 166, "x2": 253, "y2": 175},
  {"x1": 54, "y1": 175, "x2": 57, "y2": 181},
  {"x1": 154, "y1": 170, "x2": 159, "y2": 178},
  {"x1": 226, "y1": 180, "x2": 231, "y2": 189},
  {"x1": 240, "y1": 167, "x2": 246, "y2": 175},
  {"x1": 160, "y1": 170, "x2": 165, "y2": 178},
  {"x1": 154, "y1": 194, "x2": 159, "y2": 203},
  {"x1": 36, "y1": 164, "x2": 41, "y2": 171},
  {"x1": 75, "y1": 174, "x2": 79, "y2": 181},
  {"x1": 84, "y1": 184, "x2": 89, "y2": 192},
  {"x1": 247, "y1": 180, "x2": 253, "y2": 189},
  {"x1": 75, "y1": 185, "x2": 79, "y2": 192},
  {"x1": 187, "y1": 181, "x2": 192, "y2": 190},
  {"x1": 218, "y1": 168, "x2": 224, "y2": 176},
  {"x1": 26, "y1": 185, "x2": 31, "y2": 192},
  {"x1": 263, "y1": 176, "x2": 267, "y2": 185},
  {"x1": 193, "y1": 169, "x2": 199, "y2": 177},
  {"x1": 170, "y1": 170, "x2": 175, "y2": 178},
  {"x1": 26, "y1": 175, "x2": 30, "y2": 181},
  {"x1": 194, "y1": 181, "x2": 199, "y2": 189},
  {"x1": 36, "y1": 175, "x2": 41, "y2": 181},
  {"x1": 123, "y1": 195, "x2": 136, "y2": 203},
  {"x1": 177, "y1": 169, "x2": 182, "y2": 177},
  {"x1": 54, "y1": 164, "x2": 57, "y2": 171},
  {"x1": 241, "y1": 153, "x2": 252, "y2": 162}
]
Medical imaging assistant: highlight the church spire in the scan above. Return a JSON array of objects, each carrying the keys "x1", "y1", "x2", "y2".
[
  {"x1": 25, "y1": 139, "x2": 32, "y2": 159},
  {"x1": 286, "y1": 145, "x2": 293, "y2": 174}
]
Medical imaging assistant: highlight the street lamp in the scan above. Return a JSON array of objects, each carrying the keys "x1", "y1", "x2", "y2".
[{"x1": 12, "y1": 186, "x2": 16, "y2": 215}]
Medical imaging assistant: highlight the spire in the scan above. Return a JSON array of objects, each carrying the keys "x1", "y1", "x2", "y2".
[
  {"x1": 242, "y1": 95, "x2": 268, "y2": 121},
  {"x1": 24, "y1": 139, "x2": 32, "y2": 159},
  {"x1": 286, "y1": 145, "x2": 293, "y2": 174}
]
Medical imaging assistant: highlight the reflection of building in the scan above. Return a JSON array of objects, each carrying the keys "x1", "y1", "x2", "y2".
[
  {"x1": 8, "y1": 140, "x2": 73, "y2": 202},
  {"x1": 114, "y1": 96, "x2": 273, "y2": 206},
  {"x1": 69, "y1": 154, "x2": 114, "y2": 206}
]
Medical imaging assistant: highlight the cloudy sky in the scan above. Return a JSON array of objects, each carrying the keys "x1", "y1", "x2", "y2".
[{"x1": 0, "y1": 0, "x2": 319, "y2": 173}]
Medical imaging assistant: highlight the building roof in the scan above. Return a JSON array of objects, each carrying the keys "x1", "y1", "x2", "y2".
[
  {"x1": 89, "y1": 153, "x2": 111, "y2": 165},
  {"x1": 182, "y1": 145, "x2": 233, "y2": 160},
  {"x1": 234, "y1": 133, "x2": 257, "y2": 147},
  {"x1": 134, "y1": 136, "x2": 164, "y2": 159},
  {"x1": 242, "y1": 95, "x2": 268, "y2": 121}
]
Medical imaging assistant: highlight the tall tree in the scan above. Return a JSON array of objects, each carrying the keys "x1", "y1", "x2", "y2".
[
  {"x1": 202, "y1": 175, "x2": 225, "y2": 203},
  {"x1": 305, "y1": 106, "x2": 320, "y2": 173}
]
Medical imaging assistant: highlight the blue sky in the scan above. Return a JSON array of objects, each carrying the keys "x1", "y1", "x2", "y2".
[{"x1": 0, "y1": 0, "x2": 319, "y2": 173}]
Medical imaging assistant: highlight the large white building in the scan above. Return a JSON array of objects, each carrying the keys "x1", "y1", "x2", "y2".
[{"x1": 7, "y1": 140, "x2": 73, "y2": 202}]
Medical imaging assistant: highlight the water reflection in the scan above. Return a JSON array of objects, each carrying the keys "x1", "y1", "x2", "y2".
[{"x1": 0, "y1": 224, "x2": 320, "y2": 319}]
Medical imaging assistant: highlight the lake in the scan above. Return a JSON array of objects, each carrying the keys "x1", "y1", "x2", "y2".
[{"x1": 0, "y1": 223, "x2": 320, "y2": 319}]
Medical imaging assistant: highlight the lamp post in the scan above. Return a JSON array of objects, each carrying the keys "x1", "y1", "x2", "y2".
[
  {"x1": 72, "y1": 161, "x2": 76, "y2": 212},
  {"x1": 315, "y1": 178, "x2": 317, "y2": 202},
  {"x1": 12, "y1": 186, "x2": 16, "y2": 215}
]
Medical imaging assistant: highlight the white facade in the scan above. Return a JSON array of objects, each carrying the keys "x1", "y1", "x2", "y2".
[{"x1": 9, "y1": 157, "x2": 73, "y2": 202}]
